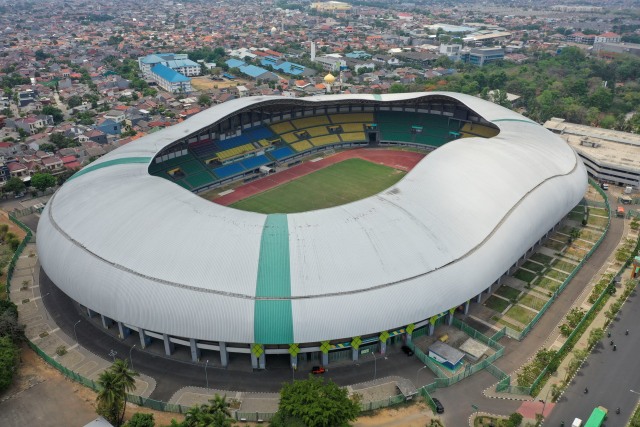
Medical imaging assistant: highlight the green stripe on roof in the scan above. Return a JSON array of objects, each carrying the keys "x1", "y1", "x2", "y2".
[
  {"x1": 254, "y1": 214, "x2": 294, "y2": 344},
  {"x1": 373, "y1": 94, "x2": 383, "y2": 101},
  {"x1": 492, "y1": 118, "x2": 537, "y2": 124},
  {"x1": 69, "y1": 157, "x2": 151, "y2": 181}
]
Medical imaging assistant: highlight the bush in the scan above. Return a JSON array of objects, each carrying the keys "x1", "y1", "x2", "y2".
[
  {"x1": 0, "y1": 336, "x2": 19, "y2": 392},
  {"x1": 125, "y1": 413, "x2": 155, "y2": 427}
]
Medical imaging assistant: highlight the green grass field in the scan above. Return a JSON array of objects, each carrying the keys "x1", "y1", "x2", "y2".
[{"x1": 230, "y1": 158, "x2": 405, "y2": 214}]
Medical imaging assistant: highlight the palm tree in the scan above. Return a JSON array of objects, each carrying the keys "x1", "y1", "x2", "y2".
[
  {"x1": 110, "y1": 358, "x2": 139, "y2": 426},
  {"x1": 207, "y1": 394, "x2": 231, "y2": 419},
  {"x1": 96, "y1": 370, "x2": 123, "y2": 426}
]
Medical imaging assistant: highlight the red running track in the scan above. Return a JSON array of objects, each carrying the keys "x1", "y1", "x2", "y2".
[{"x1": 212, "y1": 148, "x2": 425, "y2": 206}]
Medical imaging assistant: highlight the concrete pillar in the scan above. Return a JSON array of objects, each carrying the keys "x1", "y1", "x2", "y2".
[
  {"x1": 487, "y1": 283, "x2": 493, "y2": 294},
  {"x1": 189, "y1": 338, "x2": 200, "y2": 362},
  {"x1": 258, "y1": 353, "x2": 266, "y2": 370},
  {"x1": 163, "y1": 334, "x2": 174, "y2": 356},
  {"x1": 352, "y1": 347, "x2": 359, "y2": 361},
  {"x1": 321, "y1": 352, "x2": 329, "y2": 366},
  {"x1": 428, "y1": 322, "x2": 435, "y2": 336},
  {"x1": 290, "y1": 354, "x2": 297, "y2": 369},
  {"x1": 117, "y1": 322, "x2": 130, "y2": 339},
  {"x1": 380, "y1": 340, "x2": 387, "y2": 355},
  {"x1": 100, "y1": 314, "x2": 113, "y2": 329},
  {"x1": 447, "y1": 313, "x2": 454, "y2": 325},
  {"x1": 139, "y1": 329, "x2": 151, "y2": 349},
  {"x1": 251, "y1": 353, "x2": 259, "y2": 369},
  {"x1": 464, "y1": 300, "x2": 470, "y2": 315},
  {"x1": 405, "y1": 332, "x2": 412, "y2": 345},
  {"x1": 497, "y1": 277, "x2": 502, "y2": 285},
  {"x1": 219, "y1": 342, "x2": 228, "y2": 368},
  {"x1": 476, "y1": 292, "x2": 482, "y2": 303},
  {"x1": 87, "y1": 307, "x2": 95, "y2": 318}
]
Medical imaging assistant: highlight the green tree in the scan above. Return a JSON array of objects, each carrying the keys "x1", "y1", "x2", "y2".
[
  {"x1": 96, "y1": 370, "x2": 123, "y2": 426},
  {"x1": 125, "y1": 413, "x2": 154, "y2": 427},
  {"x1": 272, "y1": 375, "x2": 361, "y2": 427},
  {"x1": 111, "y1": 359, "x2": 139, "y2": 426},
  {"x1": 506, "y1": 412, "x2": 523, "y2": 427},
  {"x1": 197, "y1": 94, "x2": 212, "y2": 107},
  {"x1": 4, "y1": 177, "x2": 26, "y2": 194},
  {"x1": 588, "y1": 328, "x2": 604, "y2": 349},
  {"x1": 389, "y1": 83, "x2": 407, "y2": 93},
  {"x1": 30, "y1": 173, "x2": 56, "y2": 192},
  {"x1": 66, "y1": 95, "x2": 83, "y2": 108},
  {"x1": 0, "y1": 299, "x2": 24, "y2": 344},
  {"x1": 41, "y1": 105, "x2": 64, "y2": 124},
  {"x1": 0, "y1": 336, "x2": 18, "y2": 392}
]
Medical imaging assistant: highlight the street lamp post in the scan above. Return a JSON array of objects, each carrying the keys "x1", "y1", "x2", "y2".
[
  {"x1": 205, "y1": 360, "x2": 209, "y2": 390},
  {"x1": 631, "y1": 390, "x2": 640, "y2": 395},
  {"x1": 108, "y1": 349, "x2": 117, "y2": 362},
  {"x1": 415, "y1": 365, "x2": 428, "y2": 387},
  {"x1": 129, "y1": 344, "x2": 136, "y2": 371},
  {"x1": 73, "y1": 320, "x2": 81, "y2": 345}
]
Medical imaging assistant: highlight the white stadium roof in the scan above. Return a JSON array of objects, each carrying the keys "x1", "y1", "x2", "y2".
[{"x1": 37, "y1": 92, "x2": 587, "y2": 346}]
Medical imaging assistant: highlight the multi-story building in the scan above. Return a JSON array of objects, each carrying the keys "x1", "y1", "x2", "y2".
[
  {"x1": 594, "y1": 32, "x2": 621, "y2": 44},
  {"x1": 464, "y1": 48, "x2": 505, "y2": 66},
  {"x1": 138, "y1": 53, "x2": 190, "y2": 80},
  {"x1": 151, "y1": 64, "x2": 192, "y2": 94}
]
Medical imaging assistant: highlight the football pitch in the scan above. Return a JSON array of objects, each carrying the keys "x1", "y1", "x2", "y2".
[{"x1": 230, "y1": 158, "x2": 406, "y2": 214}]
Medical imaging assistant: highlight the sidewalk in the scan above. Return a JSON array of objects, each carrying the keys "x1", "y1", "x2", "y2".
[{"x1": 12, "y1": 241, "x2": 156, "y2": 398}]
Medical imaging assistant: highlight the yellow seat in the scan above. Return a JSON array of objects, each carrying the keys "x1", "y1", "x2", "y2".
[
  {"x1": 330, "y1": 113, "x2": 374, "y2": 124},
  {"x1": 306, "y1": 126, "x2": 329, "y2": 137},
  {"x1": 281, "y1": 132, "x2": 298, "y2": 144},
  {"x1": 291, "y1": 116, "x2": 330, "y2": 129},
  {"x1": 340, "y1": 132, "x2": 366, "y2": 142},
  {"x1": 310, "y1": 134, "x2": 340, "y2": 146},
  {"x1": 340, "y1": 123, "x2": 365, "y2": 133},
  {"x1": 271, "y1": 121, "x2": 294, "y2": 134},
  {"x1": 291, "y1": 140, "x2": 313, "y2": 152}
]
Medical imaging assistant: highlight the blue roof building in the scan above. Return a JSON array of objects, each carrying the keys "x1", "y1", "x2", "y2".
[
  {"x1": 151, "y1": 64, "x2": 192, "y2": 94},
  {"x1": 226, "y1": 58, "x2": 246, "y2": 69},
  {"x1": 260, "y1": 57, "x2": 308, "y2": 76}
]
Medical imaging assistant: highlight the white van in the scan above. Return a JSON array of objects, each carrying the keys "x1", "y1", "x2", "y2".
[{"x1": 572, "y1": 418, "x2": 582, "y2": 427}]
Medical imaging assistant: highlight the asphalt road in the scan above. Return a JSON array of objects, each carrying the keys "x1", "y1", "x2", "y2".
[{"x1": 544, "y1": 289, "x2": 640, "y2": 427}]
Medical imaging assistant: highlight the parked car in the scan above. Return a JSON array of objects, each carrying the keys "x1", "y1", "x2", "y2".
[
  {"x1": 311, "y1": 366, "x2": 326, "y2": 374},
  {"x1": 432, "y1": 398, "x2": 444, "y2": 414},
  {"x1": 401, "y1": 345, "x2": 414, "y2": 356}
]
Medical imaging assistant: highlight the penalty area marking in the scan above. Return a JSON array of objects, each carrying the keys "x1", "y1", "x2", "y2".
[
  {"x1": 310, "y1": 157, "x2": 324, "y2": 162},
  {"x1": 218, "y1": 189, "x2": 235, "y2": 196}
]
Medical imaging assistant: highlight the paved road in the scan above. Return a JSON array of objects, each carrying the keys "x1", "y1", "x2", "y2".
[
  {"x1": 40, "y1": 267, "x2": 433, "y2": 400},
  {"x1": 544, "y1": 289, "x2": 640, "y2": 427}
]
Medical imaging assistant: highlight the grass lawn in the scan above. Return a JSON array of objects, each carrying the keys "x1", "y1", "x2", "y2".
[
  {"x1": 495, "y1": 317, "x2": 523, "y2": 332},
  {"x1": 568, "y1": 211, "x2": 584, "y2": 222},
  {"x1": 230, "y1": 158, "x2": 405, "y2": 214},
  {"x1": 551, "y1": 259, "x2": 578, "y2": 273},
  {"x1": 587, "y1": 216, "x2": 608, "y2": 228},
  {"x1": 544, "y1": 239, "x2": 566, "y2": 251},
  {"x1": 533, "y1": 276, "x2": 561, "y2": 292},
  {"x1": 505, "y1": 305, "x2": 537, "y2": 325},
  {"x1": 495, "y1": 285, "x2": 521, "y2": 300},
  {"x1": 513, "y1": 269, "x2": 536, "y2": 284},
  {"x1": 530, "y1": 253, "x2": 553, "y2": 265},
  {"x1": 521, "y1": 260, "x2": 545, "y2": 273},
  {"x1": 519, "y1": 293, "x2": 547, "y2": 311},
  {"x1": 485, "y1": 295, "x2": 511, "y2": 313},
  {"x1": 589, "y1": 207, "x2": 608, "y2": 217},
  {"x1": 545, "y1": 269, "x2": 569, "y2": 282}
]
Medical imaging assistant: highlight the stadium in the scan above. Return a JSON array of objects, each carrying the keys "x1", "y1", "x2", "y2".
[{"x1": 36, "y1": 92, "x2": 587, "y2": 369}]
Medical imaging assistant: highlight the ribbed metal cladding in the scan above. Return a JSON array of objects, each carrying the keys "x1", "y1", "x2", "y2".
[
  {"x1": 254, "y1": 214, "x2": 294, "y2": 344},
  {"x1": 36, "y1": 92, "x2": 588, "y2": 347}
]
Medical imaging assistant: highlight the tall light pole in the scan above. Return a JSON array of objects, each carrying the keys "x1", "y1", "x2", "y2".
[
  {"x1": 73, "y1": 320, "x2": 81, "y2": 344},
  {"x1": 631, "y1": 390, "x2": 640, "y2": 395},
  {"x1": 372, "y1": 351, "x2": 377, "y2": 381},
  {"x1": 415, "y1": 365, "x2": 427, "y2": 387},
  {"x1": 129, "y1": 344, "x2": 136, "y2": 371},
  {"x1": 205, "y1": 360, "x2": 209, "y2": 390},
  {"x1": 108, "y1": 349, "x2": 117, "y2": 363}
]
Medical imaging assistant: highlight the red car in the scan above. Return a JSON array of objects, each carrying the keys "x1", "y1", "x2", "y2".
[{"x1": 311, "y1": 366, "x2": 326, "y2": 374}]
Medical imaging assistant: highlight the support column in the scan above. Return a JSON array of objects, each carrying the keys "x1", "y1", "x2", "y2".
[
  {"x1": 139, "y1": 329, "x2": 151, "y2": 349},
  {"x1": 87, "y1": 307, "x2": 95, "y2": 318},
  {"x1": 258, "y1": 353, "x2": 266, "y2": 370},
  {"x1": 487, "y1": 283, "x2": 493, "y2": 294},
  {"x1": 380, "y1": 340, "x2": 387, "y2": 355},
  {"x1": 290, "y1": 354, "x2": 297, "y2": 369},
  {"x1": 251, "y1": 353, "x2": 259, "y2": 369},
  {"x1": 163, "y1": 334, "x2": 174, "y2": 356},
  {"x1": 219, "y1": 342, "x2": 228, "y2": 368},
  {"x1": 100, "y1": 314, "x2": 113, "y2": 329},
  {"x1": 405, "y1": 332, "x2": 412, "y2": 345},
  {"x1": 428, "y1": 322, "x2": 435, "y2": 336},
  {"x1": 464, "y1": 300, "x2": 470, "y2": 315},
  {"x1": 352, "y1": 347, "x2": 359, "y2": 361},
  {"x1": 189, "y1": 338, "x2": 200, "y2": 362},
  {"x1": 476, "y1": 292, "x2": 482, "y2": 303},
  {"x1": 117, "y1": 322, "x2": 130, "y2": 339},
  {"x1": 321, "y1": 352, "x2": 329, "y2": 366}
]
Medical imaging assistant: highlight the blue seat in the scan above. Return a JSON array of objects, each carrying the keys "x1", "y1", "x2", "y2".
[
  {"x1": 240, "y1": 155, "x2": 269, "y2": 170},
  {"x1": 213, "y1": 163, "x2": 245, "y2": 179},
  {"x1": 270, "y1": 146, "x2": 294, "y2": 160}
]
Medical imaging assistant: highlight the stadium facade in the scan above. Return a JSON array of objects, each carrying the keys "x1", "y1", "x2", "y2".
[{"x1": 37, "y1": 92, "x2": 587, "y2": 368}]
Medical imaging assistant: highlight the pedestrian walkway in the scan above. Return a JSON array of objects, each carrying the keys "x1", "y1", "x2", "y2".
[{"x1": 12, "y1": 242, "x2": 156, "y2": 397}]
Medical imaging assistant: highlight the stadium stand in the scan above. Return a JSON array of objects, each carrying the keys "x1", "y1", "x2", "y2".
[
  {"x1": 340, "y1": 132, "x2": 367, "y2": 142},
  {"x1": 241, "y1": 155, "x2": 270, "y2": 170},
  {"x1": 213, "y1": 163, "x2": 245, "y2": 179},
  {"x1": 306, "y1": 126, "x2": 330, "y2": 137},
  {"x1": 461, "y1": 123, "x2": 499, "y2": 138},
  {"x1": 270, "y1": 146, "x2": 295, "y2": 160},
  {"x1": 281, "y1": 132, "x2": 299, "y2": 144},
  {"x1": 341, "y1": 123, "x2": 366, "y2": 133},
  {"x1": 291, "y1": 140, "x2": 313, "y2": 152},
  {"x1": 310, "y1": 134, "x2": 341, "y2": 147},
  {"x1": 291, "y1": 115, "x2": 330, "y2": 129},
  {"x1": 330, "y1": 113, "x2": 374, "y2": 123},
  {"x1": 376, "y1": 112, "x2": 462, "y2": 146},
  {"x1": 270, "y1": 121, "x2": 294, "y2": 134},
  {"x1": 215, "y1": 143, "x2": 256, "y2": 160}
]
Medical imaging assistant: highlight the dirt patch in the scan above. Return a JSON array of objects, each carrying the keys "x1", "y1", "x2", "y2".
[
  {"x1": 355, "y1": 401, "x2": 442, "y2": 427},
  {"x1": 191, "y1": 76, "x2": 252, "y2": 91},
  {"x1": 0, "y1": 210, "x2": 27, "y2": 242},
  {"x1": 0, "y1": 345, "x2": 184, "y2": 426}
]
